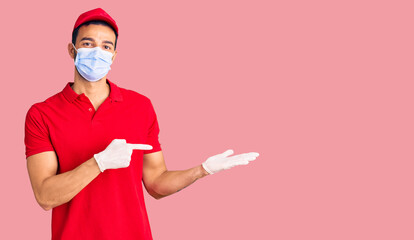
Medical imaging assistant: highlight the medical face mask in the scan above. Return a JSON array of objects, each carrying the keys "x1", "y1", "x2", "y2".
[{"x1": 73, "y1": 43, "x2": 114, "y2": 82}]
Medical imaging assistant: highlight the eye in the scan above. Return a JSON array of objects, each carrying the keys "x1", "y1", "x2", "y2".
[
  {"x1": 82, "y1": 42, "x2": 91, "y2": 47},
  {"x1": 104, "y1": 45, "x2": 111, "y2": 50}
]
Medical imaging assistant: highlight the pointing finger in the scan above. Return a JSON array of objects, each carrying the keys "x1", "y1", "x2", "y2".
[
  {"x1": 127, "y1": 143, "x2": 153, "y2": 150},
  {"x1": 229, "y1": 153, "x2": 259, "y2": 162}
]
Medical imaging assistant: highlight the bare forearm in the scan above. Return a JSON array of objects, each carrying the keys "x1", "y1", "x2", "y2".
[
  {"x1": 38, "y1": 158, "x2": 101, "y2": 210},
  {"x1": 150, "y1": 165, "x2": 209, "y2": 199}
]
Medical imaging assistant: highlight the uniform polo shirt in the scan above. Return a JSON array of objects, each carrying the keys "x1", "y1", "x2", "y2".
[{"x1": 24, "y1": 79, "x2": 161, "y2": 240}]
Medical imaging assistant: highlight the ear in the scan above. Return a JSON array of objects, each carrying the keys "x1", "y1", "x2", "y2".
[
  {"x1": 68, "y1": 43, "x2": 76, "y2": 59},
  {"x1": 111, "y1": 50, "x2": 118, "y2": 62}
]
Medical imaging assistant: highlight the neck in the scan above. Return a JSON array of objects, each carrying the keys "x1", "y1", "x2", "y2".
[{"x1": 71, "y1": 70, "x2": 110, "y2": 109}]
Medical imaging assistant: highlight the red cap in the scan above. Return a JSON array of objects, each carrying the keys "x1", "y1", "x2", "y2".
[{"x1": 73, "y1": 8, "x2": 118, "y2": 35}]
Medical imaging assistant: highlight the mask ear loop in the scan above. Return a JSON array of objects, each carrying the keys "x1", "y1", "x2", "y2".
[
  {"x1": 72, "y1": 43, "x2": 78, "y2": 52},
  {"x1": 72, "y1": 43, "x2": 78, "y2": 62}
]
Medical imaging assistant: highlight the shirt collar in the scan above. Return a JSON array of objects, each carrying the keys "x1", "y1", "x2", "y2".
[{"x1": 62, "y1": 78, "x2": 123, "y2": 103}]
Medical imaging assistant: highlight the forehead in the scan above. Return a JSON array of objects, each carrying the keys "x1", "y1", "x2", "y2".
[{"x1": 76, "y1": 24, "x2": 116, "y2": 43}]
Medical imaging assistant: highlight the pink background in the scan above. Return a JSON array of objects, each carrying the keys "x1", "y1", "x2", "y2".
[{"x1": 1, "y1": 0, "x2": 413, "y2": 239}]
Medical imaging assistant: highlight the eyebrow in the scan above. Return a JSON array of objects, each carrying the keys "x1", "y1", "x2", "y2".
[
  {"x1": 80, "y1": 37, "x2": 114, "y2": 46},
  {"x1": 103, "y1": 40, "x2": 114, "y2": 46},
  {"x1": 80, "y1": 37, "x2": 95, "y2": 42}
]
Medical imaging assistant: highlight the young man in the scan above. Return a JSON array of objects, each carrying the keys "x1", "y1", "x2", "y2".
[{"x1": 24, "y1": 8, "x2": 259, "y2": 240}]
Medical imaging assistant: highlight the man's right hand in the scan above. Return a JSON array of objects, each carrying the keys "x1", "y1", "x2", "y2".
[{"x1": 94, "y1": 139, "x2": 153, "y2": 172}]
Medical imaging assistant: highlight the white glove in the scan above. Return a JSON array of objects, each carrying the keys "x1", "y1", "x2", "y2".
[
  {"x1": 202, "y1": 149, "x2": 259, "y2": 174},
  {"x1": 93, "y1": 139, "x2": 153, "y2": 172}
]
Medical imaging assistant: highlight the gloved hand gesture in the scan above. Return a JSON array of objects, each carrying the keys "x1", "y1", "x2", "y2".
[
  {"x1": 202, "y1": 149, "x2": 259, "y2": 174},
  {"x1": 94, "y1": 139, "x2": 153, "y2": 172}
]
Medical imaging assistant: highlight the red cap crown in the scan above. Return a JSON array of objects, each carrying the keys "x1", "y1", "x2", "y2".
[{"x1": 73, "y1": 8, "x2": 118, "y2": 35}]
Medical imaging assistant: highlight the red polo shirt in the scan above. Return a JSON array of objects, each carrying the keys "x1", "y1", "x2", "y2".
[{"x1": 24, "y1": 79, "x2": 161, "y2": 240}]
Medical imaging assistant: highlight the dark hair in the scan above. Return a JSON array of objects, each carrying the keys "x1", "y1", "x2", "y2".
[{"x1": 72, "y1": 20, "x2": 118, "y2": 49}]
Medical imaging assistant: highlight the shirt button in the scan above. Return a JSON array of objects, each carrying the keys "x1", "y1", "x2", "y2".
[{"x1": 89, "y1": 108, "x2": 93, "y2": 112}]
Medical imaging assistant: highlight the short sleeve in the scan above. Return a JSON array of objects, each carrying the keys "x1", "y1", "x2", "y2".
[
  {"x1": 24, "y1": 105, "x2": 54, "y2": 158},
  {"x1": 143, "y1": 100, "x2": 161, "y2": 154}
]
